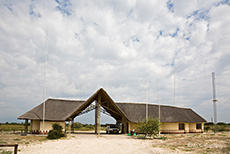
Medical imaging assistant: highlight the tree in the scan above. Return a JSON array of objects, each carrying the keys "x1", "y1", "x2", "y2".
[
  {"x1": 137, "y1": 117, "x2": 160, "y2": 138},
  {"x1": 47, "y1": 123, "x2": 65, "y2": 139},
  {"x1": 73, "y1": 122, "x2": 83, "y2": 128}
]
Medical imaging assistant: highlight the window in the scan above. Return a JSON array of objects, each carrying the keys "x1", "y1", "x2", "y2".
[
  {"x1": 179, "y1": 123, "x2": 184, "y2": 130},
  {"x1": 196, "y1": 123, "x2": 202, "y2": 129}
]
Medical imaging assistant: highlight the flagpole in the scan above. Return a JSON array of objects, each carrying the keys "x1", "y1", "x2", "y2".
[
  {"x1": 158, "y1": 82, "x2": 160, "y2": 138},
  {"x1": 146, "y1": 81, "x2": 149, "y2": 120},
  {"x1": 42, "y1": 28, "x2": 48, "y2": 135}
]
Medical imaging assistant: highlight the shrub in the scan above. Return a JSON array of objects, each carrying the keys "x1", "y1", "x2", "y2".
[
  {"x1": 204, "y1": 122, "x2": 214, "y2": 126},
  {"x1": 73, "y1": 122, "x2": 83, "y2": 128},
  {"x1": 47, "y1": 123, "x2": 65, "y2": 139},
  {"x1": 0, "y1": 150, "x2": 13, "y2": 154},
  {"x1": 217, "y1": 122, "x2": 226, "y2": 125},
  {"x1": 205, "y1": 126, "x2": 210, "y2": 132},
  {"x1": 137, "y1": 117, "x2": 160, "y2": 138}
]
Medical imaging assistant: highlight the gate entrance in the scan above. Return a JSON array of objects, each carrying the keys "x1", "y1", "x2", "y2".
[
  {"x1": 73, "y1": 100, "x2": 118, "y2": 134},
  {"x1": 66, "y1": 88, "x2": 129, "y2": 135}
]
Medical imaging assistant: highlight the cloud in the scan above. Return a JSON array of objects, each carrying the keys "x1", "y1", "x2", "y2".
[{"x1": 0, "y1": 0, "x2": 230, "y2": 123}]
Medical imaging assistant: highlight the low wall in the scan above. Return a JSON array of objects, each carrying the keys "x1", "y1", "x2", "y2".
[{"x1": 31, "y1": 121, "x2": 65, "y2": 134}]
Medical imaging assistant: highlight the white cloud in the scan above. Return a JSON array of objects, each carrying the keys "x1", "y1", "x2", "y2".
[{"x1": 0, "y1": 0, "x2": 229, "y2": 123}]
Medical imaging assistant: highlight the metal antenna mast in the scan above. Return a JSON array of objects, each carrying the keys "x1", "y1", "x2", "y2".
[
  {"x1": 146, "y1": 81, "x2": 149, "y2": 120},
  {"x1": 212, "y1": 72, "x2": 217, "y2": 134},
  {"x1": 42, "y1": 29, "x2": 48, "y2": 135},
  {"x1": 174, "y1": 62, "x2": 176, "y2": 106},
  {"x1": 158, "y1": 82, "x2": 160, "y2": 138}
]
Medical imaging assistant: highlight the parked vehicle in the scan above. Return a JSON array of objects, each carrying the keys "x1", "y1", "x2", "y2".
[{"x1": 106, "y1": 124, "x2": 120, "y2": 134}]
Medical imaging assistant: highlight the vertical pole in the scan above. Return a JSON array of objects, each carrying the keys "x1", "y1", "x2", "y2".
[
  {"x1": 68, "y1": 119, "x2": 71, "y2": 134},
  {"x1": 96, "y1": 93, "x2": 101, "y2": 135},
  {"x1": 30, "y1": 120, "x2": 32, "y2": 134},
  {"x1": 174, "y1": 62, "x2": 176, "y2": 106},
  {"x1": 42, "y1": 26, "x2": 48, "y2": 136},
  {"x1": 25, "y1": 119, "x2": 28, "y2": 134},
  {"x1": 95, "y1": 101, "x2": 98, "y2": 134},
  {"x1": 212, "y1": 72, "x2": 217, "y2": 134},
  {"x1": 14, "y1": 144, "x2": 18, "y2": 154},
  {"x1": 71, "y1": 118, "x2": 74, "y2": 133},
  {"x1": 42, "y1": 101, "x2": 45, "y2": 135},
  {"x1": 146, "y1": 81, "x2": 149, "y2": 120},
  {"x1": 158, "y1": 83, "x2": 160, "y2": 137}
]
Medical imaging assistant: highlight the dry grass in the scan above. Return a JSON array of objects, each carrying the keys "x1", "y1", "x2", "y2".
[
  {"x1": 0, "y1": 132, "x2": 48, "y2": 153},
  {"x1": 150, "y1": 132, "x2": 230, "y2": 153},
  {"x1": 0, "y1": 124, "x2": 25, "y2": 132},
  {"x1": 0, "y1": 132, "x2": 47, "y2": 145},
  {"x1": 1, "y1": 131, "x2": 230, "y2": 154}
]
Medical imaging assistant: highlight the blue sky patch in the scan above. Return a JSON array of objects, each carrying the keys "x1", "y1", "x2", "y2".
[
  {"x1": 29, "y1": 4, "x2": 41, "y2": 17},
  {"x1": 159, "y1": 30, "x2": 163, "y2": 36},
  {"x1": 183, "y1": 31, "x2": 191, "y2": 41},
  {"x1": 55, "y1": 0, "x2": 72, "y2": 16},
  {"x1": 187, "y1": 8, "x2": 210, "y2": 21},
  {"x1": 170, "y1": 28, "x2": 179, "y2": 38},
  {"x1": 215, "y1": 0, "x2": 230, "y2": 6},
  {"x1": 167, "y1": 0, "x2": 174, "y2": 13}
]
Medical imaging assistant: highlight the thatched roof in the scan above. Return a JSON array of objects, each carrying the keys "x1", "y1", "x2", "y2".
[
  {"x1": 116, "y1": 103, "x2": 206, "y2": 123},
  {"x1": 18, "y1": 99, "x2": 85, "y2": 121},
  {"x1": 18, "y1": 88, "x2": 206, "y2": 123},
  {"x1": 66, "y1": 88, "x2": 129, "y2": 121}
]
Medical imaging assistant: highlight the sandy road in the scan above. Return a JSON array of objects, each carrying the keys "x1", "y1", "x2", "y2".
[{"x1": 18, "y1": 133, "x2": 178, "y2": 154}]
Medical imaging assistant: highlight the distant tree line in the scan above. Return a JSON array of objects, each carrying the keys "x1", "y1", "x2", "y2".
[{"x1": 204, "y1": 122, "x2": 230, "y2": 132}]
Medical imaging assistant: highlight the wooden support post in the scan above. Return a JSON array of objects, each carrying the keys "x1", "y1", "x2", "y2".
[
  {"x1": 95, "y1": 93, "x2": 101, "y2": 135},
  {"x1": 68, "y1": 119, "x2": 71, "y2": 134},
  {"x1": 0, "y1": 144, "x2": 18, "y2": 154},
  {"x1": 14, "y1": 144, "x2": 18, "y2": 154},
  {"x1": 71, "y1": 119, "x2": 74, "y2": 133},
  {"x1": 25, "y1": 119, "x2": 28, "y2": 134},
  {"x1": 30, "y1": 120, "x2": 32, "y2": 134},
  {"x1": 95, "y1": 102, "x2": 97, "y2": 134}
]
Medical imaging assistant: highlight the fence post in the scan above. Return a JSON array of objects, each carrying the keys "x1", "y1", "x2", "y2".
[{"x1": 14, "y1": 144, "x2": 18, "y2": 154}]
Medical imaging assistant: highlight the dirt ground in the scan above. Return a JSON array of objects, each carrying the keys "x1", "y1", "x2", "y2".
[{"x1": 1, "y1": 131, "x2": 230, "y2": 154}]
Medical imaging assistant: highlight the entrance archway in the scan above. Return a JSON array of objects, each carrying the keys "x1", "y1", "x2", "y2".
[
  {"x1": 66, "y1": 88, "x2": 129, "y2": 134},
  {"x1": 73, "y1": 100, "x2": 117, "y2": 134}
]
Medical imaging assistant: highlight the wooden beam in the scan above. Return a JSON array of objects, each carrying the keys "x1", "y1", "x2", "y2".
[
  {"x1": 68, "y1": 119, "x2": 71, "y2": 134},
  {"x1": 25, "y1": 119, "x2": 28, "y2": 134},
  {"x1": 0, "y1": 144, "x2": 18, "y2": 154},
  {"x1": 95, "y1": 101, "x2": 98, "y2": 134},
  {"x1": 102, "y1": 105, "x2": 121, "y2": 117},
  {"x1": 71, "y1": 118, "x2": 74, "y2": 133},
  {"x1": 96, "y1": 93, "x2": 101, "y2": 135}
]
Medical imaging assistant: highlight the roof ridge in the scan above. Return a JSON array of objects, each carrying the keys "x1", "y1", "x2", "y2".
[
  {"x1": 47, "y1": 98, "x2": 86, "y2": 102},
  {"x1": 115, "y1": 102, "x2": 191, "y2": 109}
]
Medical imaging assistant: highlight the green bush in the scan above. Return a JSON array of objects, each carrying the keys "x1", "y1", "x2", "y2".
[
  {"x1": 47, "y1": 123, "x2": 65, "y2": 139},
  {"x1": 204, "y1": 122, "x2": 230, "y2": 132},
  {"x1": 137, "y1": 117, "x2": 160, "y2": 138},
  {"x1": 0, "y1": 150, "x2": 13, "y2": 154},
  {"x1": 204, "y1": 122, "x2": 214, "y2": 126},
  {"x1": 217, "y1": 122, "x2": 226, "y2": 125},
  {"x1": 205, "y1": 126, "x2": 210, "y2": 132},
  {"x1": 73, "y1": 122, "x2": 83, "y2": 128}
]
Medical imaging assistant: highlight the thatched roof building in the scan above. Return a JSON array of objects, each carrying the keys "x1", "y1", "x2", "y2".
[
  {"x1": 18, "y1": 99, "x2": 85, "y2": 121},
  {"x1": 18, "y1": 88, "x2": 206, "y2": 134},
  {"x1": 18, "y1": 89, "x2": 206, "y2": 123},
  {"x1": 116, "y1": 103, "x2": 206, "y2": 123}
]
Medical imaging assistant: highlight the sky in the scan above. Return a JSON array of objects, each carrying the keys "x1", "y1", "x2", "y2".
[{"x1": 0, "y1": 0, "x2": 230, "y2": 124}]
